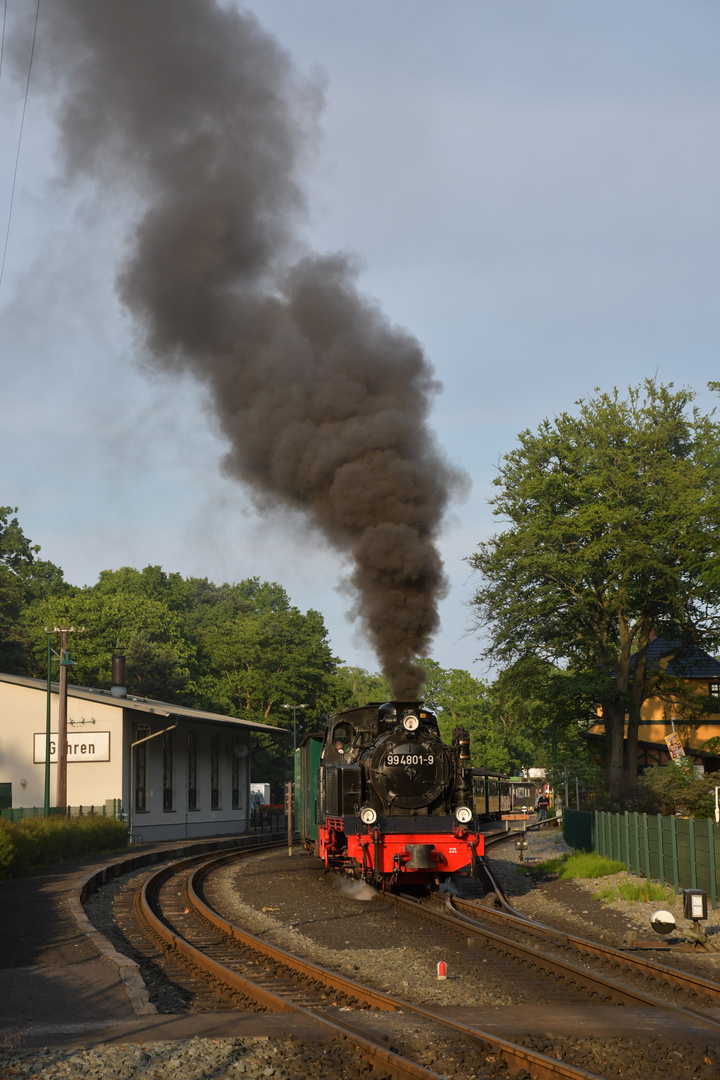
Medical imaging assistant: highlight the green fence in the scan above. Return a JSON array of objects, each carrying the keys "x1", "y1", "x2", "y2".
[
  {"x1": 0, "y1": 799, "x2": 123, "y2": 822},
  {"x1": 562, "y1": 806, "x2": 720, "y2": 909}
]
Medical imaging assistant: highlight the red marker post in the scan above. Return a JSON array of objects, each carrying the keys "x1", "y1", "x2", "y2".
[{"x1": 437, "y1": 961, "x2": 447, "y2": 980}]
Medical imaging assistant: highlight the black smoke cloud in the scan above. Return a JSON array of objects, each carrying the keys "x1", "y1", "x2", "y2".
[{"x1": 27, "y1": 0, "x2": 467, "y2": 697}]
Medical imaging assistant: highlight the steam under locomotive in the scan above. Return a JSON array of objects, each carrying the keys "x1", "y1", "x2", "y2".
[{"x1": 294, "y1": 700, "x2": 510, "y2": 886}]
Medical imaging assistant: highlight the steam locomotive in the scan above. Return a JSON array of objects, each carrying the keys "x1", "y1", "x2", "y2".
[{"x1": 294, "y1": 700, "x2": 510, "y2": 887}]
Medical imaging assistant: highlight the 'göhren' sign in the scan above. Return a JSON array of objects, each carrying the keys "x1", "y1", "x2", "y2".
[{"x1": 33, "y1": 732, "x2": 111, "y2": 763}]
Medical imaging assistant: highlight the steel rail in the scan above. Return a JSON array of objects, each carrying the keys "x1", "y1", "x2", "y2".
[
  {"x1": 479, "y1": 823, "x2": 720, "y2": 1006},
  {"x1": 383, "y1": 890, "x2": 720, "y2": 1029},
  {"x1": 451, "y1": 893, "x2": 720, "y2": 1004},
  {"x1": 137, "y1": 851, "x2": 447, "y2": 1080},
  {"x1": 135, "y1": 848, "x2": 606, "y2": 1080},
  {"x1": 185, "y1": 853, "x2": 607, "y2": 1080}
]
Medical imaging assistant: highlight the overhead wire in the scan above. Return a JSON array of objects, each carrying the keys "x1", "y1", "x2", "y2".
[
  {"x1": 0, "y1": 0, "x2": 8, "y2": 80},
  {"x1": 0, "y1": 0, "x2": 41, "y2": 288}
]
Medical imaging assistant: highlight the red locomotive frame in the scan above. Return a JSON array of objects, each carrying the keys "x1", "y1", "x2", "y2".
[{"x1": 318, "y1": 815, "x2": 484, "y2": 885}]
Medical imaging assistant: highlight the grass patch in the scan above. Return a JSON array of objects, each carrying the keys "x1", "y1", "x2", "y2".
[
  {"x1": 534, "y1": 854, "x2": 569, "y2": 877},
  {"x1": 533, "y1": 851, "x2": 625, "y2": 880},
  {"x1": 595, "y1": 881, "x2": 672, "y2": 904},
  {"x1": 559, "y1": 852, "x2": 625, "y2": 880}
]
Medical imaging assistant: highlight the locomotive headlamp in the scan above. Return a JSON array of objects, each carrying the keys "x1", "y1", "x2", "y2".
[
  {"x1": 402, "y1": 714, "x2": 420, "y2": 732},
  {"x1": 360, "y1": 806, "x2": 378, "y2": 826},
  {"x1": 454, "y1": 806, "x2": 473, "y2": 824}
]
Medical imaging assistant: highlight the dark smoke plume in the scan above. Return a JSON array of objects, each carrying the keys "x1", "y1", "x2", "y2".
[{"x1": 28, "y1": 0, "x2": 467, "y2": 697}]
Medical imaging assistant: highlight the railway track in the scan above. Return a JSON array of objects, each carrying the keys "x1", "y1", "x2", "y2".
[
  {"x1": 133, "y1": 845, "x2": 610, "y2": 1080},
  {"x1": 475, "y1": 823, "x2": 720, "y2": 1011},
  {"x1": 458, "y1": 882, "x2": 720, "y2": 1005},
  {"x1": 383, "y1": 885, "x2": 720, "y2": 1026}
]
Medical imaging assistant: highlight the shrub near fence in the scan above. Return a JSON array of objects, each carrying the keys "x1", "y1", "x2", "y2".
[
  {"x1": 0, "y1": 814, "x2": 128, "y2": 878},
  {"x1": 562, "y1": 806, "x2": 720, "y2": 910}
]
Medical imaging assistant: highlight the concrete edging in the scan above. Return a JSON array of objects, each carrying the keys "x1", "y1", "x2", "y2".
[{"x1": 69, "y1": 832, "x2": 283, "y2": 1016}]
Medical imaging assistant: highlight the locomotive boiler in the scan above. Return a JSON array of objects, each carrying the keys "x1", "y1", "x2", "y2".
[{"x1": 295, "y1": 700, "x2": 508, "y2": 886}]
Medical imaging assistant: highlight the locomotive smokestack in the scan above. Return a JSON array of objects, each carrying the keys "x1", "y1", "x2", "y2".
[{"x1": 22, "y1": 1, "x2": 468, "y2": 697}]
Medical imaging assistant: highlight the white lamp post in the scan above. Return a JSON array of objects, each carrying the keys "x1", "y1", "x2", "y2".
[{"x1": 282, "y1": 703, "x2": 308, "y2": 750}]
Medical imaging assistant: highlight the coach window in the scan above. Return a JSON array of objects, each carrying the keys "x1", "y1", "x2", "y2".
[
  {"x1": 187, "y1": 731, "x2": 198, "y2": 810},
  {"x1": 710, "y1": 682, "x2": 720, "y2": 698},
  {"x1": 163, "y1": 729, "x2": 174, "y2": 812},
  {"x1": 211, "y1": 732, "x2": 220, "y2": 810}
]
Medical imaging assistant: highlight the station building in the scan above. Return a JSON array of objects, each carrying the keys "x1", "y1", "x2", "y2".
[{"x1": 0, "y1": 670, "x2": 286, "y2": 842}]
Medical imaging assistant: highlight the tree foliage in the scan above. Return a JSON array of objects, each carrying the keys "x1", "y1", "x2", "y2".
[
  {"x1": 637, "y1": 760, "x2": 717, "y2": 818},
  {"x1": 17, "y1": 556, "x2": 342, "y2": 793},
  {"x1": 419, "y1": 658, "x2": 535, "y2": 774},
  {"x1": 0, "y1": 507, "x2": 68, "y2": 673},
  {"x1": 469, "y1": 380, "x2": 720, "y2": 793},
  {"x1": 23, "y1": 586, "x2": 196, "y2": 701},
  {"x1": 334, "y1": 666, "x2": 392, "y2": 708}
]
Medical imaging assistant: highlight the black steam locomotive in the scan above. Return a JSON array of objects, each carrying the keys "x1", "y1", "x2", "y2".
[{"x1": 294, "y1": 700, "x2": 509, "y2": 886}]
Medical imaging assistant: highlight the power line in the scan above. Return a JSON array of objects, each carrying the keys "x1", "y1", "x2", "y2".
[
  {"x1": 0, "y1": 0, "x2": 8, "y2": 81},
  {"x1": 0, "y1": 0, "x2": 41, "y2": 288}
]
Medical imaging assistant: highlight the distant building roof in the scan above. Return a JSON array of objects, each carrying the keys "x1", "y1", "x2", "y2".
[
  {"x1": 634, "y1": 638, "x2": 720, "y2": 680},
  {"x1": 0, "y1": 673, "x2": 286, "y2": 734}
]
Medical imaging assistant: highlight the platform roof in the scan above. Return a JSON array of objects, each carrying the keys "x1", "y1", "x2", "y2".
[{"x1": 0, "y1": 673, "x2": 286, "y2": 734}]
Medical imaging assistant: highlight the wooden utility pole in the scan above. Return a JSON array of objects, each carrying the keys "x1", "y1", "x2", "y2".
[
  {"x1": 52, "y1": 624, "x2": 83, "y2": 811},
  {"x1": 56, "y1": 626, "x2": 69, "y2": 810}
]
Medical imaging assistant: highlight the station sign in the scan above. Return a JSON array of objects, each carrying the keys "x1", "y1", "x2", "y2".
[{"x1": 33, "y1": 732, "x2": 111, "y2": 763}]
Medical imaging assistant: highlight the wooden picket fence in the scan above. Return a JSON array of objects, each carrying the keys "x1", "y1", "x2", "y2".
[{"x1": 0, "y1": 799, "x2": 123, "y2": 822}]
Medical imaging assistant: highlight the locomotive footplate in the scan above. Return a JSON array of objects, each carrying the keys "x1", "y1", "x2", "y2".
[{"x1": 318, "y1": 817, "x2": 484, "y2": 883}]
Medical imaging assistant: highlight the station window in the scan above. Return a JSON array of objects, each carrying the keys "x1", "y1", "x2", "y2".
[
  {"x1": 163, "y1": 729, "x2": 174, "y2": 812},
  {"x1": 232, "y1": 738, "x2": 242, "y2": 809},
  {"x1": 187, "y1": 731, "x2": 198, "y2": 810},
  {"x1": 134, "y1": 726, "x2": 150, "y2": 813},
  {"x1": 211, "y1": 732, "x2": 220, "y2": 810},
  {"x1": 710, "y1": 682, "x2": 720, "y2": 698}
]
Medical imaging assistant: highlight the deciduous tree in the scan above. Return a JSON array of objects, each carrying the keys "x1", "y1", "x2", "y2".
[
  {"x1": 469, "y1": 380, "x2": 720, "y2": 794},
  {"x1": 0, "y1": 507, "x2": 68, "y2": 673},
  {"x1": 420, "y1": 658, "x2": 535, "y2": 774}
]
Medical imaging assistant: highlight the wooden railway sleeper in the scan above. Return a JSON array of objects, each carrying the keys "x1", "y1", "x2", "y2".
[{"x1": 134, "y1": 850, "x2": 620, "y2": 1080}]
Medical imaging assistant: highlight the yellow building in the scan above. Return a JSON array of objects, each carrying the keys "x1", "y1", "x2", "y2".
[{"x1": 591, "y1": 639, "x2": 720, "y2": 772}]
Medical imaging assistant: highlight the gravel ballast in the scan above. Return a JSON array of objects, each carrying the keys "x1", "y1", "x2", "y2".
[
  {"x1": 7, "y1": 826, "x2": 720, "y2": 1080},
  {"x1": 0, "y1": 1035, "x2": 371, "y2": 1080},
  {"x1": 492, "y1": 826, "x2": 720, "y2": 970}
]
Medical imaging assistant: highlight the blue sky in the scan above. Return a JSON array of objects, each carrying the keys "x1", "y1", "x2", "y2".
[{"x1": 1, "y1": 1, "x2": 719, "y2": 677}]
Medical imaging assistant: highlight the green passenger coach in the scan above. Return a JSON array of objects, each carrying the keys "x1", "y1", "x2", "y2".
[{"x1": 294, "y1": 731, "x2": 323, "y2": 845}]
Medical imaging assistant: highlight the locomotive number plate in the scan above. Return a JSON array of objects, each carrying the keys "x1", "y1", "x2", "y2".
[{"x1": 385, "y1": 753, "x2": 434, "y2": 766}]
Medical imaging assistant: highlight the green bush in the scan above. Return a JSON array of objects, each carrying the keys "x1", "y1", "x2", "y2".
[
  {"x1": 637, "y1": 760, "x2": 716, "y2": 818},
  {"x1": 0, "y1": 815, "x2": 127, "y2": 878}
]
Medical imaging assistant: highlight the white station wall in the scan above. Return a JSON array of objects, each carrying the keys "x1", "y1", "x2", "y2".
[{"x1": 0, "y1": 681, "x2": 123, "y2": 809}]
